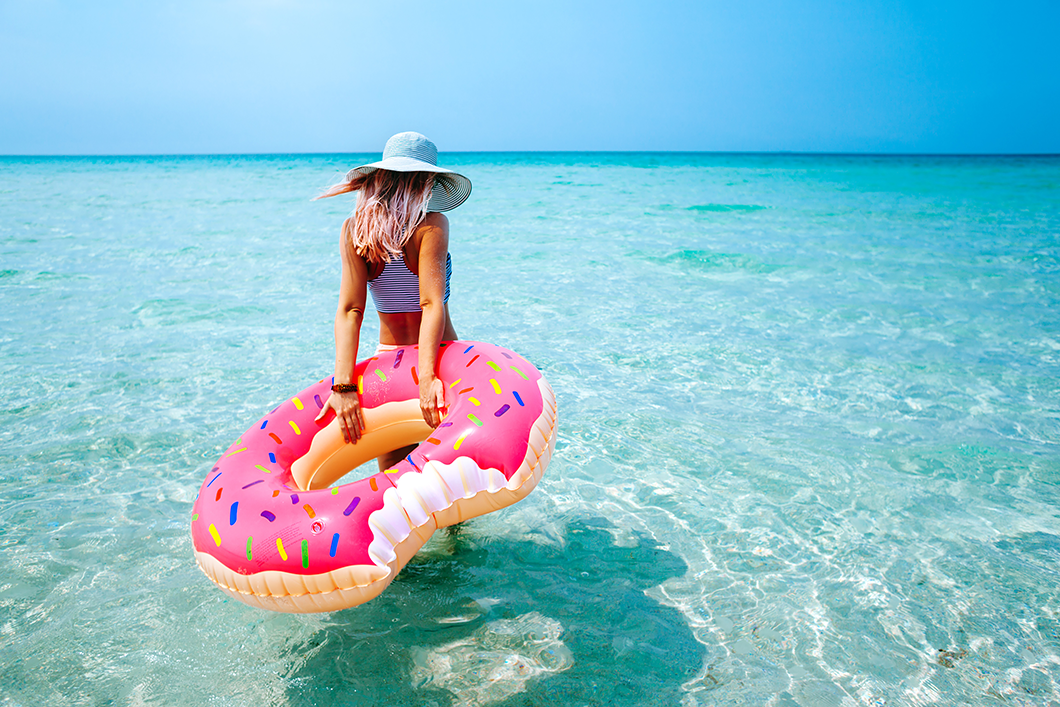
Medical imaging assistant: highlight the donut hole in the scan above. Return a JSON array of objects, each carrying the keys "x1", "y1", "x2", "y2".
[{"x1": 290, "y1": 399, "x2": 433, "y2": 491}]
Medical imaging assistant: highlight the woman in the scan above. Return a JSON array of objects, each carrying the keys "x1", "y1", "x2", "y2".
[{"x1": 313, "y1": 132, "x2": 472, "y2": 470}]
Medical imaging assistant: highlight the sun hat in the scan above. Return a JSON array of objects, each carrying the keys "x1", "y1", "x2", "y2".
[{"x1": 346, "y1": 132, "x2": 472, "y2": 212}]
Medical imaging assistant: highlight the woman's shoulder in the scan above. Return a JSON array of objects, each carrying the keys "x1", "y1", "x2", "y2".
[
  {"x1": 410, "y1": 212, "x2": 450, "y2": 258},
  {"x1": 422, "y1": 211, "x2": 449, "y2": 229},
  {"x1": 414, "y1": 212, "x2": 450, "y2": 243}
]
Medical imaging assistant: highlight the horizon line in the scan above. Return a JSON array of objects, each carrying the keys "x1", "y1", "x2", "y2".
[{"x1": 2, "y1": 150, "x2": 1059, "y2": 159}]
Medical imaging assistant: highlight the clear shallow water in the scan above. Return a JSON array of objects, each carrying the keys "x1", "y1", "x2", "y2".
[{"x1": 1, "y1": 153, "x2": 1058, "y2": 706}]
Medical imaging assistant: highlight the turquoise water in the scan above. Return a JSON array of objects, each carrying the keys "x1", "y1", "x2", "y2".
[{"x1": 1, "y1": 153, "x2": 1058, "y2": 705}]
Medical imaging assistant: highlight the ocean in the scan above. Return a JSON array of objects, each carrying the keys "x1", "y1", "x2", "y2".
[{"x1": 1, "y1": 153, "x2": 1058, "y2": 706}]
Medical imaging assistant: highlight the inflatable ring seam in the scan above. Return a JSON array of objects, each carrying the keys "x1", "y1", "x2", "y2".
[{"x1": 195, "y1": 552, "x2": 387, "y2": 595}]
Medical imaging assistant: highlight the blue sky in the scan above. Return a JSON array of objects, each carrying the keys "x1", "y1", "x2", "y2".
[{"x1": 1, "y1": 0, "x2": 1057, "y2": 154}]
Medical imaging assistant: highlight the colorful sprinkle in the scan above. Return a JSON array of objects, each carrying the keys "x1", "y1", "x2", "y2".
[
  {"x1": 260, "y1": 420, "x2": 268, "y2": 429},
  {"x1": 463, "y1": 345, "x2": 475, "y2": 354},
  {"x1": 215, "y1": 487, "x2": 223, "y2": 502},
  {"x1": 454, "y1": 432, "x2": 469, "y2": 450},
  {"x1": 426, "y1": 437, "x2": 441, "y2": 445},
  {"x1": 369, "y1": 478, "x2": 378, "y2": 492},
  {"x1": 191, "y1": 513, "x2": 198, "y2": 521},
  {"x1": 301, "y1": 540, "x2": 309, "y2": 569},
  {"x1": 487, "y1": 361, "x2": 501, "y2": 372},
  {"x1": 411, "y1": 367, "x2": 419, "y2": 384},
  {"x1": 291, "y1": 494, "x2": 299, "y2": 504},
  {"x1": 374, "y1": 369, "x2": 387, "y2": 382},
  {"x1": 468, "y1": 397, "x2": 481, "y2": 406},
  {"x1": 331, "y1": 487, "x2": 339, "y2": 495},
  {"x1": 276, "y1": 538, "x2": 288, "y2": 561},
  {"x1": 246, "y1": 537, "x2": 253, "y2": 561},
  {"x1": 449, "y1": 378, "x2": 462, "y2": 388},
  {"x1": 458, "y1": 387, "x2": 474, "y2": 395},
  {"x1": 268, "y1": 452, "x2": 276, "y2": 463},
  {"x1": 406, "y1": 454, "x2": 419, "y2": 470},
  {"x1": 511, "y1": 366, "x2": 528, "y2": 380},
  {"x1": 292, "y1": 397, "x2": 304, "y2": 410},
  {"x1": 394, "y1": 349, "x2": 404, "y2": 368},
  {"x1": 271, "y1": 490, "x2": 280, "y2": 498},
  {"x1": 289, "y1": 421, "x2": 301, "y2": 435},
  {"x1": 229, "y1": 502, "x2": 238, "y2": 525},
  {"x1": 313, "y1": 394, "x2": 323, "y2": 409},
  {"x1": 269, "y1": 433, "x2": 283, "y2": 445},
  {"x1": 207, "y1": 471, "x2": 222, "y2": 487},
  {"x1": 343, "y1": 497, "x2": 361, "y2": 516},
  {"x1": 225, "y1": 447, "x2": 247, "y2": 457},
  {"x1": 254, "y1": 464, "x2": 272, "y2": 474},
  {"x1": 468, "y1": 413, "x2": 483, "y2": 427},
  {"x1": 501, "y1": 352, "x2": 513, "y2": 359},
  {"x1": 466, "y1": 355, "x2": 480, "y2": 367},
  {"x1": 242, "y1": 479, "x2": 264, "y2": 489},
  {"x1": 330, "y1": 533, "x2": 339, "y2": 557},
  {"x1": 261, "y1": 510, "x2": 276, "y2": 522},
  {"x1": 439, "y1": 422, "x2": 454, "y2": 428},
  {"x1": 490, "y1": 378, "x2": 502, "y2": 394},
  {"x1": 357, "y1": 375, "x2": 363, "y2": 393},
  {"x1": 513, "y1": 391, "x2": 525, "y2": 406},
  {"x1": 303, "y1": 504, "x2": 315, "y2": 519},
  {"x1": 495, "y1": 404, "x2": 510, "y2": 417},
  {"x1": 208, "y1": 524, "x2": 221, "y2": 546}
]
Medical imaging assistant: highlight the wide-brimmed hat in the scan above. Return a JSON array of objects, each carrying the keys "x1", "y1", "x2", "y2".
[{"x1": 346, "y1": 132, "x2": 472, "y2": 212}]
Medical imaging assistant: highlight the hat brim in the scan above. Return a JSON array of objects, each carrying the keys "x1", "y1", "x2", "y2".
[{"x1": 345, "y1": 157, "x2": 472, "y2": 212}]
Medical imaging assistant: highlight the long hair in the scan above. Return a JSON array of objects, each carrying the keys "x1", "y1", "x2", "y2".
[{"x1": 316, "y1": 170, "x2": 436, "y2": 263}]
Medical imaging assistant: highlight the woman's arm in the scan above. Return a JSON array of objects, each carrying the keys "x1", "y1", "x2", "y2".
[
  {"x1": 315, "y1": 219, "x2": 368, "y2": 443},
  {"x1": 416, "y1": 212, "x2": 451, "y2": 427}
]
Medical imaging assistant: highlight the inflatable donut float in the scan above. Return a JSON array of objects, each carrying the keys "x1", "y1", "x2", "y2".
[{"x1": 190, "y1": 341, "x2": 557, "y2": 613}]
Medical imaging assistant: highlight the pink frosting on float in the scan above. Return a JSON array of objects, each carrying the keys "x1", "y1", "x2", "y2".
[{"x1": 190, "y1": 341, "x2": 545, "y2": 577}]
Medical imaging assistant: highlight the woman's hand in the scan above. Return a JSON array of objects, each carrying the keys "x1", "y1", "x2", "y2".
[
  {"x1": 419, "y1": 377, "x2": 447, "y2": 428},
  {"x1": 316, "y1": 390, "x2": 366, "y2": 443}
]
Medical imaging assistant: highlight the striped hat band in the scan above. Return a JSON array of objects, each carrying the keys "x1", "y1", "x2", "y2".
[{"x1": 345, "y1": 132, "x2": 472, "y2": 212}]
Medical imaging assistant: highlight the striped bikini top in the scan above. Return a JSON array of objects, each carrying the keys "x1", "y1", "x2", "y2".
[{"x1": 368, "y1": 252, "x2": 452, "y2": 313}]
